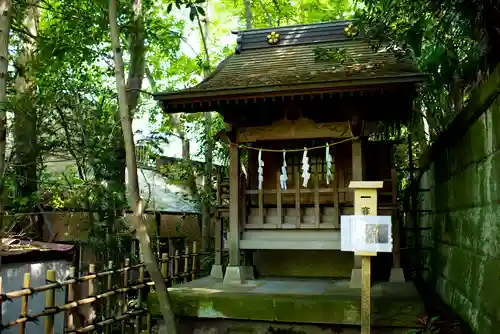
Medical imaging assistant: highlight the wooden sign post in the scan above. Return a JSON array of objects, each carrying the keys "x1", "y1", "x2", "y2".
[
  {"x1": 356, "y1": 250, "x2": 376, "y2": 334},
  {"x1": 348, "y1": 181, "x2": 385, "y2": 334}
]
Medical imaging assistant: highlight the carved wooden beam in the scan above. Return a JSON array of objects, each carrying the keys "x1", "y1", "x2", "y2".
[{"x1": 236, "y1": 118, "x2": 375, "y2": 143}]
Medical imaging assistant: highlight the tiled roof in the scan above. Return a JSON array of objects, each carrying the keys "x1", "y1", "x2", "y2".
[
  {"x1": 136, "y1": 168, "x2": 199, "y2": 214},
  {"x1": 1, "y1": 239, "x2": 75, "y2": 264},
  {"x1": 44, "y1": 158, "x2": 199, "y2": 214},
  {"x1": 154, "y1": 21, "x2": 424, "y2": 104},
  {"x1": 197, "y1": 40, "x2": 418, "y2": 90}
]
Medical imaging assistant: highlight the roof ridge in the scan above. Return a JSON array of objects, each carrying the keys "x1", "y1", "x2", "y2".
[
  {"x1": 231, "y1": 20, "x2": 353, "y2": 35},
  {"x1": 233, "y1": 20, "x2": 359, "y2": 53}
]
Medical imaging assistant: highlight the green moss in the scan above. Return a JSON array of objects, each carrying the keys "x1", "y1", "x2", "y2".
[
  {"x1": 458, "y1": 208, "x2": 481, "y2": 249},
  {"x1": 475, "y1": 313, "x2": 494, "y2": 334},
  {"x1": 478, "y1": 258, "x2": 500, "y2": 316},
  {"x1": 490, "y1": 99, "x2": 500, "y2": 152},
  {"x1": 313, "y1": 46, "x2": 352, "y2": 63},
  {"x1": 255, "y1": 250, "x2": 353, "y2": 278},
  {"x1": 447, "y1": 246, "x2": 470, "y2": 294},
  {"x1": 147, "y1": 290, "x2": 423, "y2": 327},
  {"x1": 450, "y1": 289, "x2": 473, "y2": 325}
]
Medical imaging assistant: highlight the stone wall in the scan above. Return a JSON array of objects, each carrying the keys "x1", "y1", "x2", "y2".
[{"x1": 418, "y1": 95, "x2": 500, "y2": 333}]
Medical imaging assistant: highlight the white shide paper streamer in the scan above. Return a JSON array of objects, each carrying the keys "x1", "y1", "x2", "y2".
[
  {"x1": 258, "y1": 150, "x2": 264, "y2": 190},
  {"x1": 301, "y1": 148, "x2": 310, "y2": 187}
]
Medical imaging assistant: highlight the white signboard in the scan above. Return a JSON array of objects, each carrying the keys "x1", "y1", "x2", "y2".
[{"x1": 341, "y1": 215, "x2": 392, "y2": 253}]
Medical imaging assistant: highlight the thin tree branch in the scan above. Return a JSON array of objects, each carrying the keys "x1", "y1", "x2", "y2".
[
  {"x1": 195, "y1": 9, "x2": 210, "y2": 73},
  {"x1": 11, "y1": 25, "x2": 37, "y2": 41},
  {"x1": 257, "y1": 0, "x2": 273, "y2": 27}
]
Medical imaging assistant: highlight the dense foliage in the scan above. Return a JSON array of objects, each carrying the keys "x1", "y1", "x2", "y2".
[
  {"x1": 5, "y1": 0, "x2": 206, "y2": 257},
  {"x1": 3, "y1": 0, "x2": 499, "y2": 258},
  {"x1": 355, "y1": 0, "x2": 500, "y2": 139}
]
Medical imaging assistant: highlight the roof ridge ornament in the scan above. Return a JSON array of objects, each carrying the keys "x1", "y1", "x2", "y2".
[
  {"x1": 344, "y1": 23, "x2": 359, "y2": 39},
  {"x1": 267, "y1": 31, "x2": 280, "y2": 45}
]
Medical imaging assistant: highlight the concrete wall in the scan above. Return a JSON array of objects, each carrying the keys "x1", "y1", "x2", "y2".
[
  {"x1": 1, "y1": 260, "x2": 70, "y2": 334},
  {"x1": 417, "y1": 95, "x2": 500, "y2": 333}
]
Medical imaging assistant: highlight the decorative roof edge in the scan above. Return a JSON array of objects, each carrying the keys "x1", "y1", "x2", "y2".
[
  {"x1": 153, "y1": 72, "x2": 427, "y2": 101},
  {"x1": 230, "y1": 20, "x2": 353, "y2": 35}
]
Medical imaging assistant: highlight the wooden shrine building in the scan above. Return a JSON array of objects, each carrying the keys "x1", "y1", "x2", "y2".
[{"x1": 152, "y1": 21, "x2": 426, "y2": 332}]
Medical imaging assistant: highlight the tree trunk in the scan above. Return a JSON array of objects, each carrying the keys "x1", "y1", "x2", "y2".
[
  {"x1": 124, "y1": 0, "x2": 145, "y2": 189},
  {"x1": 126, "y1": 0, "x2": 145, "y2": 115},
  {"x1": 196, "y1": 2, "x2": 213, "y2": 251},
  {"x1": 108, "y1": 0, "x2": 147, "y2": 261},
  {"x1": 0, "y1": 0, "x2": 12, "y2": 236},
  {"x1": 108, "y1": 1, "x2": 177, "y2": 333},
  {"x1": 243, "y1": 0, "x2": 253, "y2": 29},
  {"x1": 14, "y1": 0, "x2": 39, "y2": 235}
]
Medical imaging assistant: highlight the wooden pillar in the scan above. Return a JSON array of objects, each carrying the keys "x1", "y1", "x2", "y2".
[
  {"x1": 210, "y1": 173, "x2": 224, "y2": 278},
  {"x1": 361, "y1": 253, "x2": 372, "y2": 334},
  {"x1": 168, "y1": 238, "x2": 174, "y2": 278},
  {"x1": 390, "y1": 167, "x2": 405, "y2": 282},
  {"x1": 352, "y1": 139, "x2": 363, "y2": 271},
  {"x1": 352, "y1": 139, "x2": 364, "y2": 181},
  {"x1": 241, "y1": 159, "x2": 254, "y2": 280},
  {"x1": 210, "y1": 173, "x2": 223, "y2": 278},
  {"x1": 214, "y1": 218, "x2": 223, "y2": 265},
  {"x1": 223, "y1": 142, "x2": 243, "y2": 284},
  {"x1": 391, "y1": 168, "x2": 400, "y2": 267},
  {"x1": 247, "y1": 144, "x2": 257, "y2": 203},
  {"x1": 228, "y1": 143, "x2": 241, "y2": 266}
]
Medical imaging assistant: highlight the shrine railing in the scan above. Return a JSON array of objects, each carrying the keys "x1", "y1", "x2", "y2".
[
  {"x1": 241, "y1": 168, "x2": 398, "y2": 230},
  {"x1": 243, "y1": 170, "x2": 345, "y2": 229}
]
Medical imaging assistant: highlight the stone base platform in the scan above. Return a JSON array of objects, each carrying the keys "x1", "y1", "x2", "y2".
[{"x1": 147, "y1": 277, "x2": 424, "y2": 328}]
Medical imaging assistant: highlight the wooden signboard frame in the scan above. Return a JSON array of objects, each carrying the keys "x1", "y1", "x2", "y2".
[{"x1": 347, "y1": 181, "x2": 385, "y2": 334}]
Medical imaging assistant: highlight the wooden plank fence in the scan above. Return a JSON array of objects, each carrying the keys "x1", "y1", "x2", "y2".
[{"x1": 0, "y1": 241, "x2": 200, "y2": 333}]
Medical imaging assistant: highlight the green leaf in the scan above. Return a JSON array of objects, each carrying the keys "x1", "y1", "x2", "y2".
[
  {"x1": 166, "y1": 3, "x2": 173, "y2": 13},
  {"x1": 196, "y1": 6, "x2": 205, "y2": 16},
  {"x1": 430, "y1": 316, "x2": 440, "y2": 323},
  {"x1": 189, "y1": 5, "x2": 197, "y2": 21}
]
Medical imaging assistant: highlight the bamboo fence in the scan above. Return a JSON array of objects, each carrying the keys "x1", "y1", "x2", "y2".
[{"x1": 0, "y1": 241, "x2": 200, "y2": 334}]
